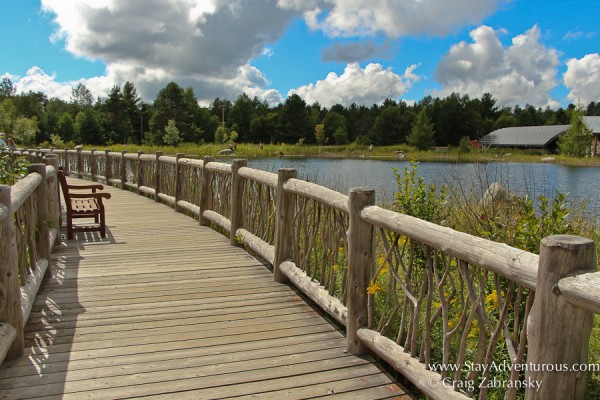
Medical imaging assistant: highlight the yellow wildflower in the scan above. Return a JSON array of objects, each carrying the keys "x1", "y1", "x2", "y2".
[{"x1": 367, "y1": 281, "x2": 383, "y2": 295}]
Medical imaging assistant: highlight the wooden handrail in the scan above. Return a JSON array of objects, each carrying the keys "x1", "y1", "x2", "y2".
[
  {"x1": 6, "y1": 146, "x2": 599, "y2": 399},
  {"x1": 0, "y1": 156, "x2": 59, "y2": 364}
]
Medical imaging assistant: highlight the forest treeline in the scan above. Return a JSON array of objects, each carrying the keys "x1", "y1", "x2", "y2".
[{"x1": 1, "y1": 77, "x2": 599, "y2": 148}]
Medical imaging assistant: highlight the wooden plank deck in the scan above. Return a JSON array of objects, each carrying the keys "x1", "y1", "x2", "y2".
[{"x1": 0, "y1": 178, "x2": 413, "y2": 399}]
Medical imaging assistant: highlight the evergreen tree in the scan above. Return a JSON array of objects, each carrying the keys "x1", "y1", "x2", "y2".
[
  {"x1": 407, "y1": 109, "x2": 435, "y2": 150},
  {"x1": 558, "y1": 107, "x2": 593, "y2": 157},
  {"x1": 163, "y1": 119, "x2": 182, "y2": 146}
]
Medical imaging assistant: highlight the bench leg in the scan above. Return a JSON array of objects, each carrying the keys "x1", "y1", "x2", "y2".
[{"x1": 100, "y1": 210, "x2": 106, "y2": 238}]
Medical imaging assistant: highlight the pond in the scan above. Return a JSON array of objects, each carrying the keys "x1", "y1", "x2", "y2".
[{"x1": 240, "y1": 157, "x2": 600, "y2": 215}]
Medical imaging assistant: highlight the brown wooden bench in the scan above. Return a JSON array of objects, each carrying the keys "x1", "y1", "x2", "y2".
[{"x1": 58, "y1": 167, "x2": 111, "y2": 239}]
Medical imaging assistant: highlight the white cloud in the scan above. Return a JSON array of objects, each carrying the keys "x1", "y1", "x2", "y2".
[
  {"x1": 15, "y1": 67, "x2": 75, "y2": 100},
  {"x1": 289, "y1": 62, "x2": 419, "y2": 107},
  {"x1": 281, "y1": 0, "x2": 501, "y2": 38},
  {"x1": 36, "y1": 0, "x2": 295, "y2": 104},
  {"x1": 434, "y1": 25, "x2": 560, "y2": 108},
  {"x1": 564, "y1": 54, "x2": 600, "y2": 105}
]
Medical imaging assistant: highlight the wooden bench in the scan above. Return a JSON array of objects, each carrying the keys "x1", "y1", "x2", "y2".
[{"x1": 58, "y1": 167, "x2": 111, "y2": 239}]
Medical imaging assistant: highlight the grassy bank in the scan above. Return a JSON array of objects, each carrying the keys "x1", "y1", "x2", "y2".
[{"x1": 85, "y1": 142, "x2": 600, "y2": 167}]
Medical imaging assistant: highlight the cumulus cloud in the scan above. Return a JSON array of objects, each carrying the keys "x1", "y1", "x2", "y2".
[
  {"x1": 15, "y1": 67, "x2": 77, "y2": 100},
  {"x1": 289, "y1": 62, "x2": 419, "y2": 108},
  {"x1": 37, "y1": 0, "x2": 295, "y2": 104},
  {"x1": 564, "y1": 54, "x2": 600, "y2": 105},
  {"x1": 434, "y1": 25, "x2": 560, "y2": 108},
  {"x1": 279, "y1": 0, "x2": 501, "y2": 37}
]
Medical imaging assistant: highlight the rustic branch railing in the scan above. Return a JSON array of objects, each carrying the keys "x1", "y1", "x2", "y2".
[
  {"x1": 0, "y1": 154, "x2": 60, "y2": 363},
  {"x1": 3, "y1": 147, "x2": 599, "y2": 399}
]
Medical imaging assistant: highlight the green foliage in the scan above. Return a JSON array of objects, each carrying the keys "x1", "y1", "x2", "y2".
[
  {"x1": 406, "y1": 108, "x2": 435, "y2": 150},
  {"x1": 559, "y1": 107, "x2": 593, "y2": 157},
  {"x1": 163, "y1": 119, "x2": 182, "y2": 146},
  {"x1": 458, "y1": 136, "x2": 471, "y2": 153},
  {"x1": 333, "y1": 127, "x2": 348, "y2": 145},
  {"x1": 393, "y1": 161, "x2": 450, "y2": 225},
  {"x1": 12, "y1": 116, "x2": 39, "y2": 146},
  {"x1": 214, "y1": 126, "x2": 228, "y2": 144},
  {"x1": 0, "y1": 154, "x2": 29, "y2": 185},
  {"x1": 314, "y1": 123, "x2": 326, "y2": 145}
]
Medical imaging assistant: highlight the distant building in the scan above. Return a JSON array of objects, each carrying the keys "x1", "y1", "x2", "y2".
[
  {"x1": 480, "y1": 125, "x2": 569, "y2": 152},
  {"x1": 583, "y1": 116, "x2": 600, "y2": 156}
]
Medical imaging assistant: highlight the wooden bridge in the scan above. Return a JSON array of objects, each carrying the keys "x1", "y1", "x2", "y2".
[
  {"x1": 1, "y1": 148, "x2": 599, "y2": 399},
  {"x1": 0, "y1": 177, "x2": 408, "y2": 399}
]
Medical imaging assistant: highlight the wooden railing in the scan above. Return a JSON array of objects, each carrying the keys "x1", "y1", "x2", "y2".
[
  {"x1": 0, "y1": 152, "x2": 60, "y2": 363},
  {"x1": 5, "y1": 147, "x2": 600, "y2": 399}
]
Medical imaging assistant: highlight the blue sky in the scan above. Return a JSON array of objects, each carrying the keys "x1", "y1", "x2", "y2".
[{"x1": 1, "y1": 0, "x2": 599, "y2": 109}]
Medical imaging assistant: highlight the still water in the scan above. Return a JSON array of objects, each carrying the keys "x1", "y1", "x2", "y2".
[{"x1": 241, "y1": 158, "x2": 600, "y2": 214}]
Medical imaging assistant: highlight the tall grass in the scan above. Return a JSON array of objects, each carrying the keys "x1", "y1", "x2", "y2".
[{"x1": 393, "y1": 162, "x2": 599, "y2": 398}]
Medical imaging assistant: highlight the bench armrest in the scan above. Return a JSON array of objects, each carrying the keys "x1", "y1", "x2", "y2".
[
  {"x1": 66, "y1": 183, "x2": 104, "y2": 191},
  {"x1": 69, "y1": 192, "x2": 112, "y2": 200}
]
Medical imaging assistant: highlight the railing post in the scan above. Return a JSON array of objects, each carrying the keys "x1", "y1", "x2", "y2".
[
  {"x1": 199, "y1": 156, "x2": 214, "y2": 226},
  {"x1": 346, "y1": 187, "x2": 375, "y2": 355},
  {"x1": 29, "y1": 164, "x2": 51, "y2": 277},
  {"x1": 230, "y1": 159, "x2": 248, "y2": 246},
  {"x1": 44, "y1": 155, "x2": 61, "y2": 243},
  {"x1": 0, "y1": 185, "x2": 24, "y2": 359},
  {"x1": 90, "y1": 148, "x2": 97, "y2": 182},
  {"x1": 155, "y1": 151, "x2": 164, "y2": 202},
  {"x1": 120, "y1": 150, "x2": 127, "y2": 187},
  {"x1": 76, "y1": 146, "x2": 83, "y2": 178},
  {"x1": 525, "y1": 235, "x2": 597, "y2": 399},
  {"x1": 174, "y1": 153, "x2": 185, "y2": 212},
  {"x1": 273, "y1": 168, "x2": 297, "y2": 283},
  {"x1": 104, "y1": 150, "x2": 111, "y2": 184},
  {"x1": 137, "y1": 150, "x2": 145, "y2": 194}
]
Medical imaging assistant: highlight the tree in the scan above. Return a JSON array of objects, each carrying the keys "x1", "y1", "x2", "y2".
[
  {"x1": 406, "y1": 109, "x2": 435, "y2": 150},
  {"x1": 279, "y1": 94, "x2": 310, "y2": 143},
  {"x1": 314, "y1": 123, "x2": 326, "y2": 145},
  {"x1": 163, "y1": 119, "x2": 182, "y2": 146},
  {"x1": 0, "y1": 77, "x2": 15, "y2": 99},
  {"x1": 369, "y1": 106, "x2": 411, "y2": 145},
  {"x1": 214, "y1": 126, "x2": 228, "y2": 144},
  {"x1": 12, "y1": 116, "x2": 39, "y2": 146},
  {"x1": 71, "y1": 83, "x2": 94, "y2": 111},
  {"x1": 558, "y1": 107, "x2": 593, "y2": 157},
  {"x1": 333, "y1": 127, "x2": 348, "y2": 145},
  {"x1": 58, "y1": 112, "x2": 77, "y2": 143},
  {"x1": 75, "y1": 109, "x2": 103, "y2": 144},
  {"x1": 322, "y1": 111, "x2": 347, "y2": 143}
]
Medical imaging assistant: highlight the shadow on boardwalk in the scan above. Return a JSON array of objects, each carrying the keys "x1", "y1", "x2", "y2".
[{"x1": 0, "y1": 178, "x2": 412, "y2": 399}]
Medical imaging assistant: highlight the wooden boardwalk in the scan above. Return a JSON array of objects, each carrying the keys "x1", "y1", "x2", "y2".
[{"x1": 0, "y1": 178, "x2": 411, "y2": 399}]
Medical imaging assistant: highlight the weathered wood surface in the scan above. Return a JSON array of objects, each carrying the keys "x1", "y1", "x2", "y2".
[{"x1": 0, "y1": 177, "x2": 410, "y2": 400}]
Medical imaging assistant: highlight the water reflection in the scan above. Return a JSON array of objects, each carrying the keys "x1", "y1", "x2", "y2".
[{"x1": 240, "y1": 158, "x2": 600, "y2": 215}]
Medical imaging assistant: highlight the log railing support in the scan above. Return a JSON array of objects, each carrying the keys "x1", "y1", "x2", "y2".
[
  {"x1": 155, "y1": 151, "x2": 164, "y2": 202},
  {"x1": 90, "y1": 149, "x2": 97, "y2": 182},
  {"x1": 230, "y1": 159, "x2": 248, "y2": 246},
  {"x1": 346, "y1": 188, "x2": 375, "y2": 355},
  {"x1": 0, "y1": 186, "x2": 24, "y2": 359},
  {"x1": 76, "y1": 146, "x2": 83, "y2": 178},
  {"x1": 199, "y1": 156, "x2": 214, "y2": 226},
  {"x1": 104, "y1": 150, "x2": 111, "y2": 183},
  {"x1": 174, "y1": 153, "x2": 185, "y2": 212},
  {"x1": 136, "y1": 150, "x2": 144, "y2": 194},
  {"x1": 44, "y1": 155, "x2": 61, "y2": 242},
  {"x1": 119, "y1": 150, "x2": 127, "y2": 187},
  {"x1": 29, "y1": 164, "x2": 51, "y2": 276},
  {"x1": 273, "y1": 168, "x2": 297, "y2": 283},
  {"x1": 525, "y1": 235, "x2": 597, "y2": 400}
]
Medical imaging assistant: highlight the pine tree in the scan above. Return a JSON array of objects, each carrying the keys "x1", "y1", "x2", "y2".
[
  {"x1": 407, "y1": 109, "x2": 435, "y2": 150},
  {"x1": 558, "y1": 107, "x2": 592, "y2": 157}
]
